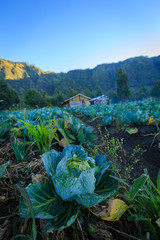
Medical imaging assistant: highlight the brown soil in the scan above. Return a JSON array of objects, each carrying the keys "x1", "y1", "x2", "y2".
[{"x1": 83, "y1": 116, "x2": 160, "y2": 185}]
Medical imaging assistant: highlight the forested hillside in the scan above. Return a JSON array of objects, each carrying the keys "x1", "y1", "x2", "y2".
[
  {"x1": 0, "y1": 55, "x2": 160, "y2": 94},
  {"x1": 0, "y1": 59, "x2": 61, "y2": 95}
]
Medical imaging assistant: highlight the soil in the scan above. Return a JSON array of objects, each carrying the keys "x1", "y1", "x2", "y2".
[
  {"x1": 0, "y1": 116, "x2": 160, "y2": 239},
  {"x1": 117, "y1": 125, "x2": 160, "y2": 183},
  {"x1": 83, "y1": 116, "x2": 160, "y2": 185}
]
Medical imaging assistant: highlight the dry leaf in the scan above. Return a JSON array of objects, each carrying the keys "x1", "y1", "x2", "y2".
[
  {"x1": 126, "y1": 127, "x2": 138, "y2": 135},
  {"x1": 20, "y1": 219, "x2": 29, "y2": 234},
  {"x1": 32, "y1": 174, "x2": 43, "y2": 183},
  {"x1": 147, "y1": 117, "x2": 160, "y2": 126},
  {"x1": 0, "y1": 196, "x2": 7, "y2": 205},
  {"x1": 59, "y1": 138, "x2": 67, "y2": 148},
  {"x1": 91, "y1": 199, "x2": 130, "y2": 221}
]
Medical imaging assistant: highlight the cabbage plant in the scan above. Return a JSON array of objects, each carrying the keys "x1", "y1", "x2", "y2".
[
  {"x1": 57, "y1": 116, "x2": 98, "y2": 146},
  {"x1": 121, "y1": 110, "x2": 149, "y2": 126},
  {"x1": 19, "y1": 145, "x2": 118, "y2": 232}
]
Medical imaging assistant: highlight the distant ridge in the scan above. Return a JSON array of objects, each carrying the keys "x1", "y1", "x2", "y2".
[{"x1": 0, "y1": 55, "x2": 160, "y2": 94}]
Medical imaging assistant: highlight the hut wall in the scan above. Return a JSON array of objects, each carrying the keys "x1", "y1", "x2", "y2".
[
  {"x1": 92, "y1": 96, "x2": 108, "y2": 105},
  {"x1": 62, "y1": 94, "x2": 91, "y2": 107}
]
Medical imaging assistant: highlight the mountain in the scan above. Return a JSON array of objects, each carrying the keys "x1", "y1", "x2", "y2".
[
  {"x1": 0, "y1": 55, "x2": 160, "y2": 94},
  {"x1": 0, "y1": 59, "x2": 61, "y2": 95}
]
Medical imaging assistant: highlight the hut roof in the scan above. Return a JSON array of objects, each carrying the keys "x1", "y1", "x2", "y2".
[
  {"x1": 90, "y1": 95, "x2": 108, "y2": 102},
  {"x1": 62, "y1": 93, "x2": 91, "y2": 105}
]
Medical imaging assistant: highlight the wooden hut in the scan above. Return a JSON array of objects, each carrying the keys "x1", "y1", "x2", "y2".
[
  {"x1": 62, "y1": 93, "x2": 91, "y2": 108},
  {"x1": 90, "y1": 95, "x2": 109, "y2": 105}
]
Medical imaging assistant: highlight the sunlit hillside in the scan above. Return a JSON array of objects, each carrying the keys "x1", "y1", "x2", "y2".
[{"x1": 0, "y1": 58, "x2": 44, "y2": 80}]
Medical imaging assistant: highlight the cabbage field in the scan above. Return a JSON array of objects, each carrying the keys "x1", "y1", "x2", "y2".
[{"x1": 0, "y1": 99, "x2": 160, "y2": 240}]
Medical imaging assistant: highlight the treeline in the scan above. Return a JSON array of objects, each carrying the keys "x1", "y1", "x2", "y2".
[
  {"x1": 107, "y1": 68, "x2": 160, "y2": 102},
  {"x1": 0, "y1": 77, "x2": 104, "y2": 109},
  {"x1": 1, "y1": 56, "x2": 160, "y2": 94},
  {"x1": 0, "y1": 70, "x2": 160, "y2": 110}
]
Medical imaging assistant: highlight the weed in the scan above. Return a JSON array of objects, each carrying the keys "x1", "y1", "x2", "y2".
[
  {"x1": 18, "y1": 165, "x2": 31, "y2": 184},
  {"x1": 10, "y1": 136, "x2": 35, "y2": 163},
  {"x1": 104, "y1": 134, "x2": 123, "y2": 173},
  {"x1": 0, "y1": 120, "x2": 12, "y2": 141},
  {"x1": 112, "y1": 169, "x2": 160, "y2": 239},
  {"x1": 125, "y1": 145, "x2": 146, "y2": 182},
  {"x1": 17, "y1": 119, "x2": 59, "y2": 154},
  {"x1": 88, "y1": 224, "x2": 96, "y2": 232},
  {"x1": 0, "y1": 161, "x2": 12, "y2": 178},
  {"x1": 87, "y1": 128, "x2": 123, "y2": 173},
  {"x1": 127, "y1": 170, "x2": 160, "y2": 239}
]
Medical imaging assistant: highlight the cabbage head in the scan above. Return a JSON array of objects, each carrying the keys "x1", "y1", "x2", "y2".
[{"x1": 19, "y1": 145, "x2": 118, "y2": 232}]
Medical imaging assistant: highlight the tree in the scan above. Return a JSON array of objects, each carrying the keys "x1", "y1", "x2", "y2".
[
  {"x1": 84, "y1": 88, "x2": 92, "y2": 98},
  {"x1": 42, "y1": 91, "x2": 54, "y2": 106},
  {"x1": 50, "y1": 88, "x2": 66, "y2": 107},
  {"x1": 85, "y1": 85, "x2": 95, "y2": 98},
  {"x1": 54, "y1": 88, "x2": 60, "y2": 96},
  {"x1": 151, "y1": 80, "x2": 160, "y2": 98},
  {"x1": 96, "y1": 85, "x2": 103, "y2": 96},
  {"x1": 116, "y1": 68, "x2": 130, "y2": 100},
  {"x1": 107, "y1": 90, "x2": 118, "y2": 103},
  {"x1": 129, "y1": 88, "x2": 136, "y2": 101},
  {"x1": 68, "y1": 89, "x2": 78, "y2": 98},
  {"x1": 25, "y1": 88, "x2": 44, "y2": 107},
  {"x1": 137, "y1": 85, "x2": 147, "y2": 100},
  {"x1": 59, "y1": 88, "x2": 78, "y2": 99},
  {"x1": 0, "y1": 77, "x2": 19, "y2": 109},
  {"x1": 88, "y1": 84, "x2": 92, "y2": 92}
]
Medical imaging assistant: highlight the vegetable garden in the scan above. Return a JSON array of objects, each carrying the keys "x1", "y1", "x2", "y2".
[{"x1": 0, "y1": 99, "x2": 160, "y2": 240}]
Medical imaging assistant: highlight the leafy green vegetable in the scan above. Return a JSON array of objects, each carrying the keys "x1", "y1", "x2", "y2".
[
  {"x1": 57, "y1": 116, "x2": 98, "y2": 146},
  {"x1": 19, "y1": 145, "x2": 118, "y2": 231}
]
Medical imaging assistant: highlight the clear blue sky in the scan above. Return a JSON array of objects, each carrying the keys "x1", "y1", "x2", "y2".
[{"x1": 0, "y1": 0, "x2": 160, "y2": 72}]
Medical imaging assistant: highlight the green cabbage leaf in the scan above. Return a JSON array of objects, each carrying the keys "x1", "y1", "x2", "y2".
[{"x1": 19, "y1": 145, "x2": 118, "y2": 231}]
